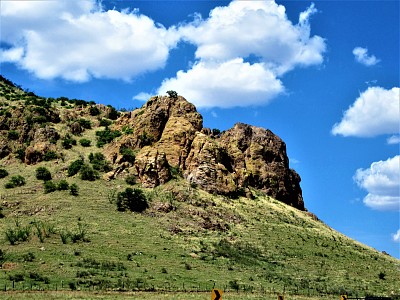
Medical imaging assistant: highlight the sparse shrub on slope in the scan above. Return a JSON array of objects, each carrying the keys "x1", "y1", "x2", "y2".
[
  {"x1": 79, "y1": 138, "x2": 91, "y2": 147},
  {"x1": 120, "y1": 147, "x2": 135, "y2": 164},
  {"x1": 36, "y1": 167, "x2": 52, "y2": 181},
  {"x1": 43, "y1": 180, "x2": 57, "y2": 194},
  {"x1": 79, "y1": 164, "x2": 98, "y2": 181},
  {"x1": 5, "y1": 175, "x2": 26, "y2": 188},
  {"x1": 68, "y1": 159, "x2": 84, "y2": 177},
  {"x1": 116, "y1": 188, "x2": 148, "y2": 212},
  {"x1": 88, "y1": 152, "x2": 112, "y2": 172},
  {"x1": 95, "y1": 127, "x2": 121, "y2": 147},
  {"x1": 69, "y1": 183, "x2": 79, "y2": 196},
  {"x1": 0, "y1": 168, "x2": 9, "y2": 179}
]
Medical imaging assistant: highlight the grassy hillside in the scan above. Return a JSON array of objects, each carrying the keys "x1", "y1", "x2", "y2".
[{"x1": 0, "y1": 76, "x2": 399, "y2": 299}]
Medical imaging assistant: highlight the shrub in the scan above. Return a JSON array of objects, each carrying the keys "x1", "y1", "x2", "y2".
[
  {"x1": 5, "y1": 175, "x2": 26, "y2": 188},
  {"x1": 57, "y1": 180, "x2": 69, "y2": 191},
  {"x1": 70, "y1": 183, "x2": 79, "y2": 196},
  {"x1": 43, "y1": 180, "x2": 57, "y2": 194},
  {"x1": 7, "y1": 130, "x2": 19, "y2": 140},
  {"x1": 78, "y1": 118, "x2": 91, "y2": 129},
  {"x1": 96, "y1": 128, "x2": 121, "y2": 147},
  {"x1": 166, "y1": 90, "x2": 178, "y2": 98},
  {"x1": 120, "y1": 147, "x2": 135, "y2": 164},
  {"x1": 116, "y1": 188, "x2": 148, "y2": 212},
  {"x1": 125, "y1": 175, "x2": 136, "y2": 185},
  {"x1": 107, "y1": 105, "x2": 119, "y2": 120},
  {"x1": 68, "y1": 159, "x2": 84, "y2": 177},
  {"x1": 5, "y1": 219, "x2": 31, "y2": 245},
  {"x1": 88, "y1": 152, "x2": 112, "y2": 172},
  {"x1": 80, "y1": 164, "x2": 97, "y2": 181},
  {"x1": 89, "y1": 106, "x2": 101, "y2": 116},
  {"x1": 62, "y1": 135, "x2": 77, "y2": 149},
  {"x1": 99, "y1": 118, "x2": 112, "y2": 127},
  {"x1": 15, "y1": 148, "x2": 26, "y2": 161},
  {"x1": 139, "y1": 131, "x2": 154, "y2": 147},
  {"x1": 43, "y1": 150, "x2": 58, "y2": 161},
  {"x1": 0, "y1": 168, "x2": 9, "y2": 179},
  {"x1": 22, "y1": 252, "x2": 35, "y2": 262},
  {"x1": 79, "y1": 138, "x2": 91, "y2": 147},
  {"x1": 36, "y1": 167, "x2": 52, "y2": 181}
]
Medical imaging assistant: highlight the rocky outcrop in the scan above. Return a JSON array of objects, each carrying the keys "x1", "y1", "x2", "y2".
[{"x1": 106, "y1": 95, "x2": 305, "y2": 210}]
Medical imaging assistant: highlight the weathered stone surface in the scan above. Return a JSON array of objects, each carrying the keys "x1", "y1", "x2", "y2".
[
  {"x1": 134, "y1": 147, "x2": 171, "y2": 188},
  {"x1": 25, "y1": 143, "x2": 55, "y2": 165},
  {"x1": 219, "y1": 123, "x2": 304, "y2": 209},
  {"x1": 107, "y1": 96, "x2": 304, "y2": 209}
]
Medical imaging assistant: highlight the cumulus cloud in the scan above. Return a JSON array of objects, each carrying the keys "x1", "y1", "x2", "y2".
[
  {"x1": 2, "y1": 0, "x2": 326, "y2": 107},
  {"x1": 393, "y1": 229, "x2": 400, "y2": 243},
  {"x1": 157, "y1": 59, "x2": 284, "y2": 108},
  {"x1": 152, "y1": 1, "x2": 325, "y2": 108},
  {"x1": 354, "y1": 155, "x2": 400, "y2": 211},
  {"x1": 332, "y1": 87, "x2": 400, "y2": 137},
  {"x1": 0, "y1": 0, "x2": 180, "y2": 82},
  {"x1": 353, "y1": 47, "x2": 380, "y2": 66}
]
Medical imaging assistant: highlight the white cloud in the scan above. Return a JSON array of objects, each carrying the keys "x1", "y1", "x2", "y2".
[
  {"x1": 393, "y1": 229, "x2": 400, "y2": 243},
  {"x1": 299, "y1": 3, "x2": 318, "y2": 26},
  {"x1": 157, "y1": 58, "x2": 284, "y2": 108},
  {"x1": 332, "y1": 87, "x2": 400, "y2": 137},
  {"x1": 0, "y1": 1, "x2": 180, "y2": 82},
  {"x1": 354, "y1": 155, "x2": 400, "y2": 211},
  {"x1": 387, "y1": 135, "x2": 400, "y2": 145},
  {"x1": 179, "y1": 1, "x2": 325, "y2": 75},
  {"x1": 153, "y1": 1, "x2": 325, "y2": 108},
  {"x1": 353, "y1": 47, "x2": 380, "y2": 66},
  {"x1": 0, "y1": 47, "x2": 24, "y2": 63},
  {"x1": 133, "y1": 92, "x2": 153, "y2": 102}
]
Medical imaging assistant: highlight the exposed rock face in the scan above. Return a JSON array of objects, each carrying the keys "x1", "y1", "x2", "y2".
[
  {"x1": 219, "y1": 123, "x2": 304, "y2": 209},
  {"x1": 106, "y1": 95, "x2": 304, "y2": 210}
]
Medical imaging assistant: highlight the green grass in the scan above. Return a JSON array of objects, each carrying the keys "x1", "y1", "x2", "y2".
[
  {"x1": 0, "y1": 291, "x2": 341, "y2": 300},
  {"x1": 0, "y1": 167, "x2": 399, "y2": 298}
]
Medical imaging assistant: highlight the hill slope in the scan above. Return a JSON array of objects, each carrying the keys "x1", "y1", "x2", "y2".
[{"x1": 0, "y1": 76, "x2": 399, "y2": 297}]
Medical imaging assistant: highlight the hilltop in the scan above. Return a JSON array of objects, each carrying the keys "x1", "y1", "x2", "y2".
[{"x1": 0, "y1": 76, "x2": 399, "y2": 299}]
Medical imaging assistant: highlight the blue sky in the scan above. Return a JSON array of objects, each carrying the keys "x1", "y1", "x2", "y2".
[{"x1": 1, "y1": 0, "x2": 399, "y2": 258}]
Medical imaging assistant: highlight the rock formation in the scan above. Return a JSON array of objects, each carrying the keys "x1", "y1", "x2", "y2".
[{"x1": 106, "y1": 95, "x2": 304, "y2": 210}]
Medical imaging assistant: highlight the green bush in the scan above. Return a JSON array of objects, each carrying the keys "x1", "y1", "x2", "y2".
[
  {"x1": 62, "y1": 134, "x2": 77, "y2": 149},
  {"x1": 120, "y1": 147, "x2": 136, "y2": 164},
  {"x1": 79, "y1": 138, "x2": 91, "y2": 147},
  {"x1": 107, "y1": 105, "x2": 119, "y2": 120},
  {"x1": 15, "y1": 148, "x2": 26, "y2": 161},
  {"x1": 5, "y1": 175, "x2": 26, "y2": 189},
  {"x1": 36, "y1": 167, "x2": 52, "y2": 181},
  {"x1": 7, "y1": 130, "x2": 19, "y2": 140},
  {"x1": 89, "y1": 106, "x2": 101, "y2": 116},
  {"x1": 116, "y1": 188, "x2": 148, "y2": 212},
  {"x1": 96, "y1": 128, "x2": 121, "y2": 147},
  {"x1": 43, "y1": 150, "x2": 58, "y2": 161},
  {"x1": 43, "y1": 180, "x2": 57, "y2": 194},
  {"x1": 88, "y1": 152, "x2": 112, "y2": 172},
  {"x1": 99, "y1": 118, "x2": 112, "y2": 127},
  {"x1": 68, "y1": 159, "x2": 84, "y2": 177},
  {"x1": 0, "y1": 168, "x2": 9, "y2": 179},
  {"x1": 70, "y1": 183, "x2": 79, "y2": 196},
  {"x1": 78, "y1": 118, "x2": 92, "y2": 129},
  {"x1": 5, "y1": 219, "x2": 31, "y2": 245},
  {"x1": 57, "y1": 180, "x2": 69, "y2": 191},
  {"x1": 80, "y1": 164, "x2": 98, "y2": 181},
  {"x1": 166, "y1": 90, "x2": 178, "y2": 98},
  {"x1": 125, "y1": 175, "x2": 136, "y2": 185}
]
